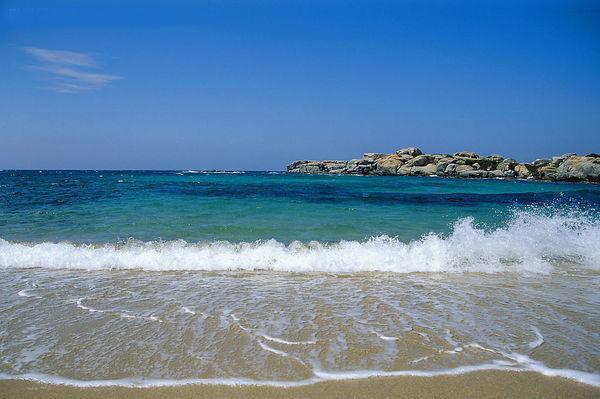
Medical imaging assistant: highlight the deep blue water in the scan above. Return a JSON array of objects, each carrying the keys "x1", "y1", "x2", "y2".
[{"x1": 1, "y1": 170, "x2": 598, "y2": 244}]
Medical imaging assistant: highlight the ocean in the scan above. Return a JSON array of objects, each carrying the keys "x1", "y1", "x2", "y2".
[{"x1": 0, "y1": 170, "x2": 599, "y2": 389}]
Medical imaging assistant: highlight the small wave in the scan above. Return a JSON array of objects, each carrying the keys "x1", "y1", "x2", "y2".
[
  {"x1": 0, "y1": 210, "x2": 598, "y2": 273},
  {"x1": 464, "y1": 343, "x2": 499, "y2": 354},
  {"x1": 229, "y1": 314, "x2": 315, "y2": 345},
  {"x1": 16, "y1": 289, "x2": 41, "y2": 299},
  {"x1": 442, "y1": 347, "x2": 463, "y2": 355},
  {"x1": 119, "y1": 312, "x2": 162, "y2": 323},
  {"x1": 410, "y1": 356, "x2": 431, "y2": 364},
  {"x1": 76, "y1": 298, "x2": 105, "y2": 313},
  {"x1": 181, "y1": 307, "x2": 208, "y2": 318},
  {"x1": 371, "y1": 330, "x2": 399, "y2": 341},
  {"x1": 257, "y1": 341, "x2": 291, "y2": 358},
  {"x1": 312, "y1": 361, "x2": 600, "y2": 386},
  {"x1": 76, "y1": 298, "x2": 162, "y2": 322},
  {"x1": 0, "y1": 359, "x2": 597, "y2": 387},
  {"x1": 17, "y1": 283, "x2": 41, "y2": 299},
  {"x1": 229, "y1": 315, "x2": 311, "y2": 365},
  {"x1": 258, "y1": 333, "x2": 317, "y2": 345},
  {"x1": 527, "y1": 327, "x2": 545, "y2": 349},
  {"x1": 179, "y1": 170, "x2": 246, "y2": 175}
]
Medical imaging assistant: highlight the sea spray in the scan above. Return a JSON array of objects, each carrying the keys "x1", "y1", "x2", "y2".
[{"x1": 1, "y1": 209, "x2": 598, "y2": 272}]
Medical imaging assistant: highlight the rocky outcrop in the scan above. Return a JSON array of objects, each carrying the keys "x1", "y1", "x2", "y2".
[
  {"x1": 556, "y1": 156, "x2": 600, "y2": 182},
  {"x1": 287, "y1": 148, "x2": 600, "y2": 182}
]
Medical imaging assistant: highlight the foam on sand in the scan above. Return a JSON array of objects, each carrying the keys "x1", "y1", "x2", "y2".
[{"x1": 0, "y1": 357, "x2": 598, "y2": 388}]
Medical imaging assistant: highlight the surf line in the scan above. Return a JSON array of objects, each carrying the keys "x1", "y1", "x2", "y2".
[
  {"x1": 75, "y1": 297, "x2": 162, "y2": 323},
  {"x1": 230, "y1": 313, "x2": 317, "y2": 345},
  {"x1": 181, "y1": 306, "x2": 208, "y2": 318},
  {"x1": 17, "y1": 282, "x2": 41, "y2": 299},
  {"x1": 228, "y1": 313, "x2": 315, "y2": 362},
  {"x1": 1, "y1": 360, "x2": 599, "y2": 388}
]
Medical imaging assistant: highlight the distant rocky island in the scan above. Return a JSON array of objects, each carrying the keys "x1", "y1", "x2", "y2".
[{"x1": 287, "y1": 147, "x2": 600, "y2": 182}]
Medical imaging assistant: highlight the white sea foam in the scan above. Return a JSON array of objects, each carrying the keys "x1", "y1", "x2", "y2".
[
  {"x1": 119, "y1": 312, "x2": 162, "y2": 323},
  {"x1": 180, "y1": 170, "x2": 245, "y2": 175},
  {"x1": 441, "y1": 347, "x2": 463, "y2": 355},
  {"x1": 76, "y1": 298, "x2": 105, "y2": 313},
  {"x1": 371, "y1": 330, "x2": 399, "y2": 341},
  {"x1": 257, "y1": 341, "x2": 291, "y2": 358},
  {"x1": 17, "y1": 289, "x2": 41, "y2": 299},
  {"x1": 17, "y1": 282, "x2": 40, "y2": 298},
  {"x1": 410, "y1": 355, "x2": 432, "y2": 364},
  {"x1": 230, "y1": 317, "x2": 310, "y2": 363},
  {"x1": 312, "y1": 362, "x2": 600, "y2": 386},
  {"x1": 257, "y1": 333, "x2": 317, "y2": 345},
  {"x1": 528, "y1": 327, "x2": 545, "y2": 349},
  {"x1": 181, "y1": 307, "x2": 196, "y2": 315},
  {"x1": 75, "y1": 298, "x2": 162, "y2": 322},
  {"x1": 497, "y1": 350, "x2": 599, "y2": 386},
  {"x1": 230, "y1": 314, "x2": 316, "y2": 345},
  {"x1": 465, "y1": 343, "x2": 499, "y2": 354},
  {"x1": 0, "y1": 210, "x2": 598, "y2": 273},
  {"x1": 1, "y1": 359, "x2": 598, "y2": 387}
]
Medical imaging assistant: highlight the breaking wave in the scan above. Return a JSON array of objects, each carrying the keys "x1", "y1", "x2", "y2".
[{"x1": 0, "y1": 210, "x2": 598, "y2": 273}]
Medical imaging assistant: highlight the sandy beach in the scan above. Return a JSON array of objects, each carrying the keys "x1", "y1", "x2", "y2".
[
  {"x1": 4, "y1": 1, "x2": 600, "y2": 398},
  {"x1": 1, "y1": 371, "x2": 598, "y2": 399}
]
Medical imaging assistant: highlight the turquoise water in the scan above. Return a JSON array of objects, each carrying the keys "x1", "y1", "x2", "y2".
[
  {"x1": 1, "y1": 170, "x2": 599, "y2": 387},
  {"x1": 1, "y1": 170, "x2": 598, "y2": 244}
]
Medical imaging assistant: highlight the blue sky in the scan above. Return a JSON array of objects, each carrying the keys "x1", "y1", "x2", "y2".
[{"x1": 1, "y1": 0, "x2": 599, "y2": 170}]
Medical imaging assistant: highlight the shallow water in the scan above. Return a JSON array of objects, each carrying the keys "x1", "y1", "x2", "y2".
[{"x1": 0, "y1": 171, "x2": 598, "y2": 387}]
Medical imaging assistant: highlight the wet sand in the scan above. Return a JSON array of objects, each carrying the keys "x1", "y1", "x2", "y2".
[{"x1": 1, "y1": 371, "x2": 598, "y2": 399}]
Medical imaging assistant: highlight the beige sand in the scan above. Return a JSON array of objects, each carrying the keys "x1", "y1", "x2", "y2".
[{"x1": 1, "y1": 371, "x2": 597, "y2": 399}]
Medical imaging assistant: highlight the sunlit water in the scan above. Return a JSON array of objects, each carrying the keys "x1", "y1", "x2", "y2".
[{"x1": 0, "y1": 171, "x2": 598, "y2": 387}]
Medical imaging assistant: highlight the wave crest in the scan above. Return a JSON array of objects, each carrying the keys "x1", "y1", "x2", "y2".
[{"x1": 0, "y1": 210, "x2": 598, "y2": 273}]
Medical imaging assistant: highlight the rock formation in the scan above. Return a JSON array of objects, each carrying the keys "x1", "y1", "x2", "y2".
[{"x1": 287, "y1": 148, "x2": 600, "y2": 182}]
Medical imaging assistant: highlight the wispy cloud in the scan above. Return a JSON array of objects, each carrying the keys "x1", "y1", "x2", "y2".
[
  {"x1": 23, "y1": 46, "x2": 122, "y2": 93},
  {"x1": 23, "y1": 47, "x2": 97, "y2": 67}
]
